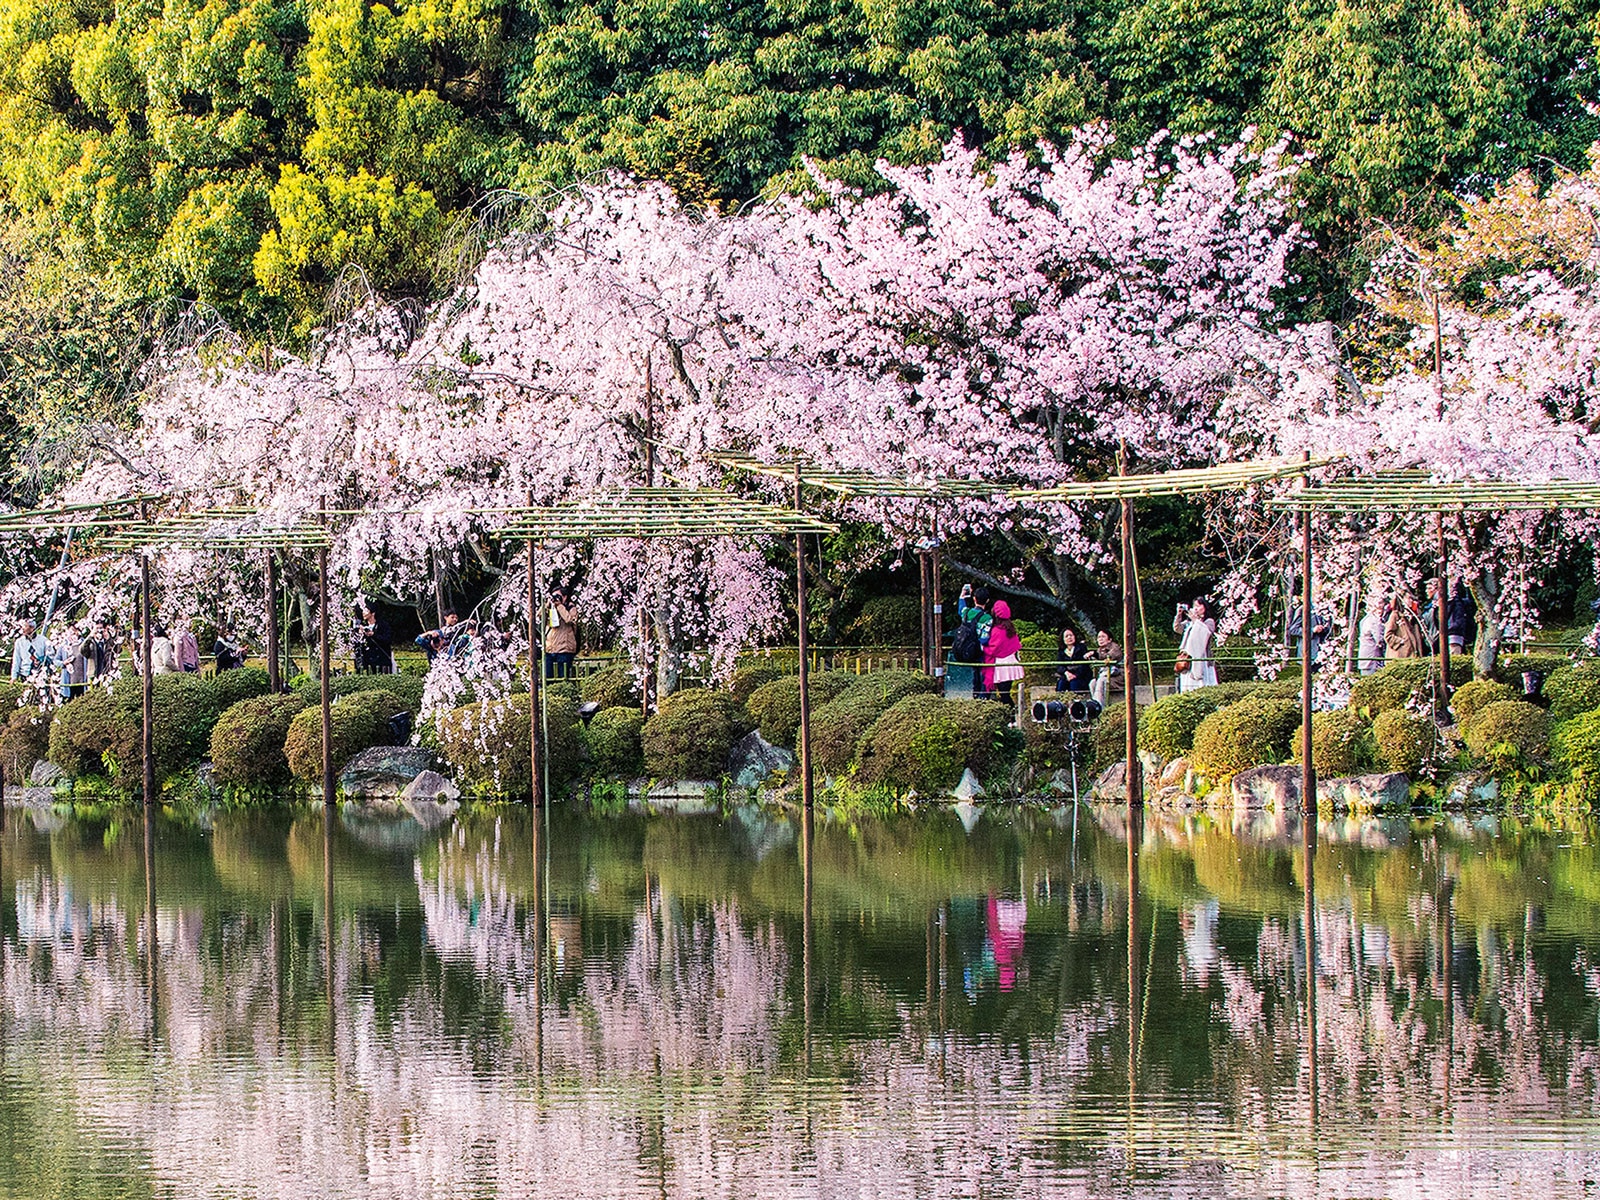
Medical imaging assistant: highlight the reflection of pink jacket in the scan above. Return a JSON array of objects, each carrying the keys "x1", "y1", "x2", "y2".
[
  {"x1": 983, "y1": 600, "x2": 1021, "y2": 690},
  {"x1": 986, "y1": 893, "x2": 1027, "y2": 992}
]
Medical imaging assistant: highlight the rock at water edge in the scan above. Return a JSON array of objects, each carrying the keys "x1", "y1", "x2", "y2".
[
  {"x1": 339, "y1": 746, "x2": 441, "y2": 798},
  {"x1": 950, "y1": 768, "x2": 985, "y2": 801},
  {"x1": 726, "y1": 731, "x2": 794, "y2": 790}
]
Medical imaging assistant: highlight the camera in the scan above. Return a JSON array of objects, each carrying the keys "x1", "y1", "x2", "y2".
[{"x1": 1032, "y1": 698, "x2": 1101, "y2": 723}]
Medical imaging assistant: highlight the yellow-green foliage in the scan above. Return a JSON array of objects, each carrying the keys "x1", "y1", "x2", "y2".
[
  {"x1": 1190, "y1": 697, "x2": 1300, "y2": 777},
  {"x1": 1450, "y1": 678, "x2": 1517, "y2": 728},
  {"x1": 1543, "y1": 662, "x2": 1600, "y2": 720},
  {"x1": 49, "y1": 674, "x2": 223, "y2": 785},
  {"x1": 745, "y1": 672, "x2": 856, "y2": 749},
  {"x1": 727, "y1": 662, "x2": 784, "y2": 707},
  {"x1": 210, "y1": 666, "x2": 272, "y2": 712},
  {"x1": 210, "y1": 693, "x2": 308, "y2": 788},
  {"x1": 1349, "y1": 659, "x2": 1470, "y2": 715},
  {"x1": 641, "y1": 688, "x2": 744, "y2": 779},
  {"x1": 581, "y1": 662, "x2": 641, "y2": 710},
  {"x1": 853, "y1": 694, "x2": 1010, "y2": 794},
  {"x1": 1138, "y1": 688, "x2": 1228, "y2": 760},
  {"x1": 284, "y1": 691, "x2": 401, "y2": 781},
  {"x1": 1553, "y1": 710, "x2": 1600, "y2": 803},
  {"x1": 0, "y1": 705, "x2": 51, "y2": 780},
  {"x1": 584, "y1": 706, "x2": 645, "y2": 778},
  {"x1": 1462, "y1": 699, "x2": 1550, "y2": 760},
  {"x1": 329, "y1": 672, "x2": 425, "y2": 713},
  {"x1": 437, "y1": 693, "x2": 580, "y2": 795},
  {"x1": 1290, "y1": 709, "x2": 1377, "y2": 778},
  {"x1": 1372, "y1": 708, "x2": 1436, "y2": 775}
]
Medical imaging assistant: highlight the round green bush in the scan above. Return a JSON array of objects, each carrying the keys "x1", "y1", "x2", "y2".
[
  {"x1": 285, "y1": 691, "x2": 405, "y2": 782},
  {"x1": 329, "y1": 671, "x2": 425, "y2": 714},
  {"x1": 584, "y1": 706, "x2": 645, "y2": 778},
  {"x1": 1091, "y1": 702, "x2": 1133, "y2": 774},
  {"x1": 1501, "y1": 653, "x2": 1571, "y2": 685},
  {"x1": 0, "y1": 681, "x2": 30, "y2": 712},
  {"x1": 0, "y1": 706, "x2": 51, "y2": 780},
  {"x1": 582, "y1": 662, "x2": 641, "y2": 711},
  {"x1": 1289, "y1": 709, "x2": 1377, "y2": 778},
  {"x1": 1190, "y1": 697, "x2": 1301, "y2": 777},
  {"x1": 853, "y1": 694, "x2": 1010, "y2": 794},
  {"x1": 111, "y1": 673, "x2": 223, "y2": 780},
  {"x1": 1450, "y1": 679, "x2": 1518, "y2": 729},
  {"x1": 728, "y1": 661, "x2": 784, "y2": 707},
  {"x1": 1542, "y1": 662, "x2": 1600, "y2": 721},
  {"x1": 1553, "y1": 710, "x2": 1600, "y2": 802},
  {"x1": 210, "y1": 666, "x2": 272, "y2": 712},
  {"x1": 210, "y1": 693, "x2": 309, "y2": 788},
  {"x1": 1462, "y1": 699, "x2": 1550, "y2": 761},
  {"x1": 810, "y1": 689, "x2": 897, "y2": 773},
  {"x1": 1138, "y1": 689, "x2": 1228, "y2": 760},
  {"x1": 745, "y1": 672, "x2": 856, "y2": 749},
  {"x1": 1349, "y1": 659, "x2": 1472, "y2": 715},
  {"x1": 437, "y1": 692, "x2": 581, "y2": 795},
  {"x1": 48, "y1": 690, "x2": 121, "y2": 778},
  {"x1": 1373, "y1": 708, "x2": 1436, "y2": 775},
  {"x1": 844, "y1": 595, "x2": 921, "y2": 645},
  {"x1": 840, "y1": 669, "x2": 940, "y2": 708},
  {"x1": 642, "y1": 688, "x2": 743, "y2": 779}
]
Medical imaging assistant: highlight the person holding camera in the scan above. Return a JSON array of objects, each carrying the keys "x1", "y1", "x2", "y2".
[
  {"x1": 1173, "y1": 598, "x2": 1217, "y2": 692},
  {"x1": 545, "y1": 588, "x2": 579, "y2": 679},
  {"x1": 355, "y1": 605, "x2": 393, "y2": 673}
]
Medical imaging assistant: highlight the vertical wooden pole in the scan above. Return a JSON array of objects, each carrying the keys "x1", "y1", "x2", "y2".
[
  {"x1": 641, "y1": 357, "x2": 655, "y2": 718},
  {"x1": 931, "y1": 525, "x2": 945, "y2": 694},
  {"x1": 1119, "y1": 452, "x2": 1140, "y2": 810},
  {"x1": 526, "y1": 492, "x2": 544, "y2": 809},
  {"x1": 1436, "y1": 514, "x2": 1450, "y2": 715},
  {"x1": 141, "y1": 537, "x2": 155, "y2": 809},
  {"x1": 1300, "y1": 463, "x2": 1315, "y2": 817},
  {"x1": 318, "y1": 500, "x2": 333, "y2": 812},
  {"x1": 794, "y1": 465, "x2": 814, "y2": 811},
  {"x1": 432, "y1": 549, "x2": 446, "y2": 630},
  {"x1": 918, "y1": 546, "x2": 931, "y2": 674},
  {"x1": 265, "y1": 550, "x2": 281, "y2": 693}
]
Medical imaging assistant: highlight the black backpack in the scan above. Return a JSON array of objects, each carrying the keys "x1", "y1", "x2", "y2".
[{"x1": 950, "y1": 618, "x2": 983, "y2": 665}]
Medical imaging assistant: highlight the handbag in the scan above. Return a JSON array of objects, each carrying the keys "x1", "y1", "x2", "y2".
[
  {"x1": 1174, "y1": 651, "x2": 1191, "y2": 676},
  {"x1": 992, "y1": 652, "x2": 1025, "y2": 683}
]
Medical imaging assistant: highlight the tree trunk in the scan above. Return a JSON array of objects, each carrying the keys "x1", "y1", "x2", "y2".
[{"x1": 1468, "y1": 570, "x2": 1502, "y2": 679}]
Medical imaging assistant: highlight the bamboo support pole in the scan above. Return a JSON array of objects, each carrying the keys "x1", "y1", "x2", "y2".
[
  {"x1": 794, "y1": 465, "x2": 814, "y2": 810},
  {"x1": 141, "y1": 525, "x2": 155, "y2": 809},
  {"x1": 1120, "y1": 452, "x2": 1141, "y2": 810},
  {"x1": 318, "y1": 498, "x2": 333, "y2": 812},
  {"x1": 1301, "y1": 459, "x2": 1315, "y2": 817},
  {"x1": 265, "y1": 550, "x2": 280, "y2": 692},
  {"x1": 1437, "y1": 514, "x2": 1450, "y2": 717},
  {"x1": 526, "y1": 504, "x2": 544, "y2": 809}
]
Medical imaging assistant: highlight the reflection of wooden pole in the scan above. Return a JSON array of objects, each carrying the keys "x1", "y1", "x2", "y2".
[
  {"x1": 1441, "y1": 874, "x2": 1454, "y2": 1109},
  {"x1": 795, "y1": 466, "x2": 814, "y2": 810},
  {"x1": 323, "y1": 801, "x2": 335, "y2": 1021},
  {"x1": 318, "y1": 500, "x2": 333, "y2": 812},
  {"x1": 1436, "y1": 514, "x2": 1451, "y2": 714},
  {"x1": 1300, "y1": 460, "x2": 1315, "y2": 816},
  {"x1": 141, "y1": 539, "x2": 155, "y2": 809},
  {"x1": 144, "y1": 799, "x2": 158, "y2": 1037},
  {"x1": 265, "y1": 551, "x2": 281, "y2": 692},
  {"x1": 526, "y1": 495, "x2": 544, "y2": 809},
  {"x1": 532, "y1": 808, "x2": 544, "y2": 1074},
  {"x1": 802, "y1": 805, "x2": 814, "y2": 1072},
  {"x1": 1303, "y1": 811, "x2": 1318, "y2": 1123},
  {"x1": 1127, "y1": 805, "x2": 1142, "y2": 1092}
]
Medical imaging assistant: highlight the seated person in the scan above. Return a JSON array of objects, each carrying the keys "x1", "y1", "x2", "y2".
[
  {"x1": 414, "y1": 609, "x2": 461, "y2": 661},
  {"x1": 1055, "y1": 626, "x2": 1091, "y2": 693}
]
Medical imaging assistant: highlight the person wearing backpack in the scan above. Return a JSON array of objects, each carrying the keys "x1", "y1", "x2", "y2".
[{"x1": 951, "y1": 585, "x2": 994, "y2": 698}]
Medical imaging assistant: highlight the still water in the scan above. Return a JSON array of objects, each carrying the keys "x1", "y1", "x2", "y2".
[{"x1": 0, "y1": 799, "x2": 1596, "y2": 1198}]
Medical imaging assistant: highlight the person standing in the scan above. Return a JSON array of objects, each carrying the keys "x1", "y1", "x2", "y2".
[
  {"x1": 985, "y1": 600, "x2": 1024, "y2": 713},
  {"x1": 1286, "y1": 597, "x2": 1330, "y2": 666},
  {"x1": 356, "y1": 605, "x2": 393, "y2": 673},
  {"x1": 1385, "y1": 597, "x2": 1426, "y2": 662},
  {"x1": 1173, "y1": 598, "x2": 1218, "y2": 693},
  {"x1": 1445, "y1": 582, "x2": 1477, "y2": 657},
  {"x1": 953, "y1": 585, "x2": 995, "y2": 699},
  {"x1": 214, "y1": 624, "x2": 249, "y2": 671},
  {"x1": 545, "y1": 589, "x2": 579, "y2": 679},
  {"x1": 1090, "y1": 628, "x2": 1124, "y2": 709},
  {"x1": 10, "y1": 619, "x2": 51, "y2": 682},
  {"x1": 1358, "y1": 599, "x2": 1388, "y2": 675},
  {"x1": 149, "y1": 626, "x2": 179, "y2": 675},
  {"x1": 80, "y1": 620, "x2": 118, "y2": 686},
  {"x1": 175, "y1": 624, "x2": 201, "y2": 673}
]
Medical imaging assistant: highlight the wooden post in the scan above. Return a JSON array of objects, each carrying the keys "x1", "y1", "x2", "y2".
[
  {"x1": 265, "y1": 550, "x2": 281, "y2": 693},
  {"x1": 141, "y1": 539, "x2": 155, "y2": 809},
  {"x1": 318, "y1": 499, "x2": 333, "y2": 812},
  {"x1": 1119, "y1": 454, "x2": 1141, "y2": 810},
  {"x1": 794, "y1": 466, "x2": 814, "y2": 810},
  {"x1": 526, "y1": 492, "x2": 544, "y2": 809},
  {"x1": 1300, "y1": 461, "x2": 1315, "y2": 816},
  {"x1": 1436, "y1": 513, "x2": 1450, "y2": 716},
  {"x1": 918, "y1": 546, "x2": 931, "y2": 674},
  {"x1": 931, "y1": 528, "x2": 945, "y2": 694}
]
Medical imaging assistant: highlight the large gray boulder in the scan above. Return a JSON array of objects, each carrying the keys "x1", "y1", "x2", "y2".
[
  {"x1": 28, "y1": 760, "x2": 65, "y2": 788},
  {"x1": 1231, "y1": 764, "x2": 1303, "y2": 811},
  {"x1": 1318, "y1": 772, "x2": 1409, "y2": 812},
  {"x1": 339, "y1": 746, "x2": 442, "y2": 798},
  {"x1": 726, "y1": 730, "x2": 793, "y2": 789}
]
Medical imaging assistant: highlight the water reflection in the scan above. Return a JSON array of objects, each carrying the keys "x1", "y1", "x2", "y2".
[{"x1": 0, "y1": 802, "x2": 1597, "y2": 1197}]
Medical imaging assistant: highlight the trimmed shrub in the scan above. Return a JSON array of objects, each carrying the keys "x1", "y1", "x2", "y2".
[
  {"x1": 585, "y1": 706, "x2": 645, "y2": 778},
  {"x1": 1542, "y1": 662, "x2": 1600, "y2": 721},
  {"x1": 1138, "y1": 689, "x2": 1228, "y2": 760},
  {"x1": 1450, "y1": 679, "x2": 1518, "y2": 729},
  {"x1": 845, "y1": 595, "x2": 922, "y2": 645},
  {"x1": 745, "y1": 672, "x2": 857, "y2": 749},
  {"x1": 841, "y1": 669, "x2": 939, "y2": 708},
  {"x1": 1373, "y1": 709, "x2": 1436, "y2": 775},
  {"x1": 210, "y1": 666, "x2": 272, "y2": 712},
  {"x1": 1349, "y1": 659, "x2": 1471, "y2": 715},
  {"x1": 728, "y1": 662, "x2": 784, "y2": 707},
  {"x1": 0, "y1": 706, "x2": 52, "y2": 780},
  {"x1": 437, "y1": 692, "x2": 581, "y2": 795},
  {"x1": 853, "y1": 694, "x2": 1010, "y2": 794},
  {"x1": 329, "y1": 671, "x2": 425, "y2": 714},
  {"x1": 1091, "y1": 703, "x2": 1133, "y2": 774},
  {"x1": 642, "y1": 688, "x2": 743, "y2": 779},
  {"x1": 285, "y1": 691, "x2": 406, "y2": 781},
  {"x1": 582, "y1": 662, "x2": 641, "y2": 711},
  {"x1": 1289, "y1": 709, "x2": 1377, "y2": 778},
  {"x1": 1462, "y1": 699, "x2": 1550, "y2": 761},
  {"x1": 1190, "y1": 697, "x2": 1301, "y2": 777},
  {"x1": 48, "y1": 690, "x2": 121, "y2": 778},
  {"x1": 210, "y1": 693, "x2": 309, "y2": 788},
  {"x1": 1502, "y1": 653, "x2": 1571, "y2": 685},
  {"x1": 1553, "y1": 710, "x2": 1600, "y2": 802},
  {"x1": 0, "y1": 681, "x2": 30, "y2": 712},
  {"x1": 811, "y1": 689, "x2": 895, "y2": 773},
  {"x1": 111, "y1": 673, "x2": 222, "y2": 780}
]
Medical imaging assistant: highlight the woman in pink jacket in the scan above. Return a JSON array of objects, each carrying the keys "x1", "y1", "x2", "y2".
[{"x1": 984, "y1": 600, "x2": 1024, "y2": 710}]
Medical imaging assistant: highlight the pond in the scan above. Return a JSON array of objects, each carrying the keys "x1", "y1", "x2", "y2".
[{"x1": 1, "y1": 799, "x2": 1597, "y2": 1198}]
